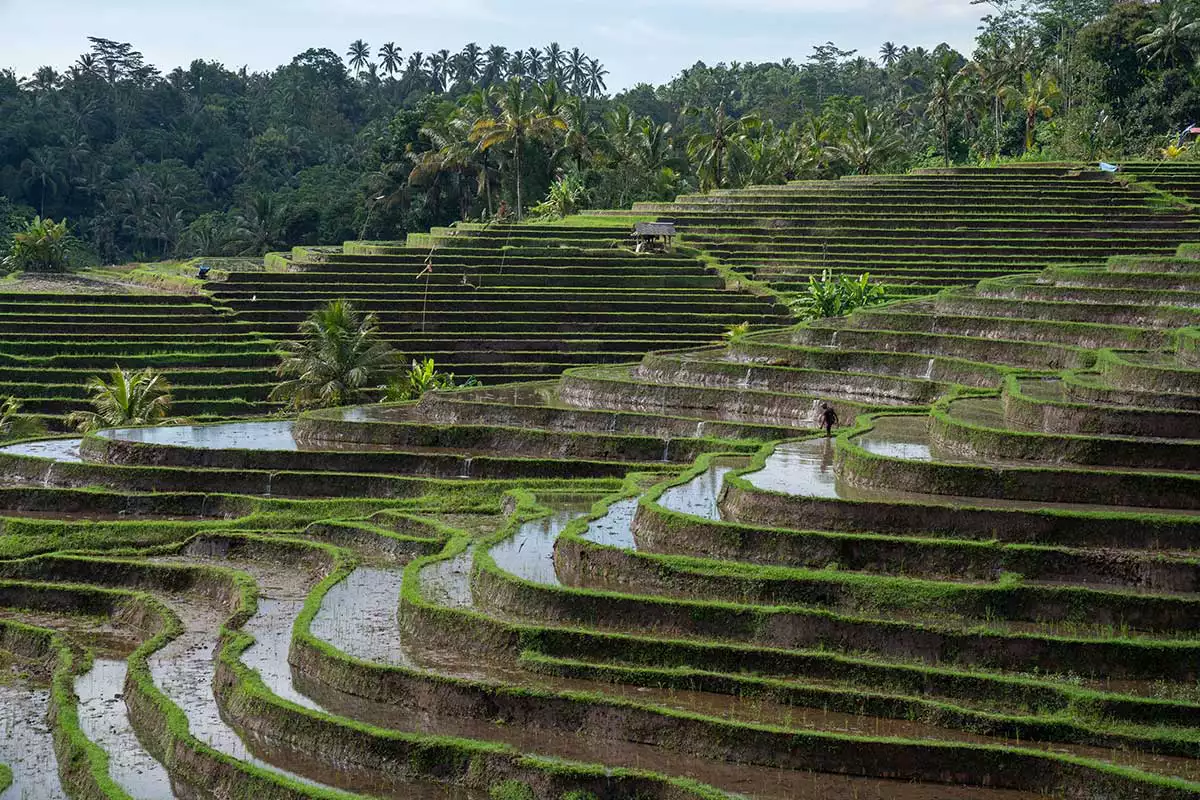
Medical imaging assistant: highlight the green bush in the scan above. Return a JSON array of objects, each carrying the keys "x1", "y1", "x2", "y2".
[
  {"x1": 790, "y1": 270, "x2": 889, "y2": 320},
  {"x1": 490, "y1": 780, "x2": 536, "y2": 800},
  {"x1": 3, "y1": 216, "x2": 71, "y2": 274},
  {"x1": 384, "y1": 357, "x2": 480, "y2": 402}
]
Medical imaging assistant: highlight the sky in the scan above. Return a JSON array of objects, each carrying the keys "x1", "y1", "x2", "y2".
[{"x1": 0, "y1": 0, "x2": 988, "y2": 91}]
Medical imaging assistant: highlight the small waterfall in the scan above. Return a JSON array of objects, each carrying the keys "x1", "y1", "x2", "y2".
[
  {"x1": 830, "y1": 330, "x2": 841, "y2": 349},
  {"x1": 922, "y1": 358, "x2": 936, "y2": 381},
  {"x1": 459, "y1": 457, "x2": 474, "y2": 479},
  {"x1": 695, "y1": 421, "x2": 706, "y2": 439},
  {"x1": 661, "y1": 438, "x2": 672, "y2": 463},
  {"x1": 737, "y1": 368, "x2": 752, "y2": 389},
  {"x1": 199, "y1": 494, "x2": 208, "y2": 518},
  {"x1": 607, "y1": 415, "x2": 618, "y2": 434},
  {"x1": 264, "y1": 472, "x2": 274, "y2": 498},
  {"x1": 41, "y1": 463, "x2": 54, "y2": 488}
]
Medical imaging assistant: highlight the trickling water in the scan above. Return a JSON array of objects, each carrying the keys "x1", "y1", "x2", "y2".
[
  {"x1": 263, "y1": 472, "x2": 274, "y2": 498},
  {"x1": 736, "y1": 368, "x2": 752, "y2": 389},
  {"x1": 922, "y1": 358, "x2": 936, "y2": 381},
  {"x1": 459, "y1": 458, "x2": 474, "y2": 479},
  {"x1": 695, "y1": 421, "x2": 706, "y2": 439},
  {"x1": 661, "y1": 439, "x2": 672, "y2": 463},
  {"x1": 830, "y1": 330, "x2": 841, "y2": 349},
  {"x1": 41, "y1": 463, "x2": 54, "y2": 488}
]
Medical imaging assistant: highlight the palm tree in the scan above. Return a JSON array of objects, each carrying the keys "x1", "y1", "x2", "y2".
[
  {"x1": 483, "y1": 45, "x2": 509, "y2": 86},
  {"x1": 0, "y1": 396, "x2": 42, "y2": 443},
  {"x1": 1002, "y1": 71, "x2": 1060, "y2": 153},
  {"x1": 404, "y1": 52, "x2": 426, "y2": 83},
  {"x1": 457, "y1": 42, "x2": 483, "y2": 85},
  {"x1": 879, "y1": 42, "x2": 900, "y2": 68},
  {"x1": 20, "y1": 147, "x2": 66, "y2": 216},
  {"x1": 470, "y1": 78, "x2": 568, "y2": 220},
  {"x1": 346, "y1": 39, "x2": 371, "y2": 75},
  {"x1": 567, "y1": 47, "x2": 589, "y2": 96},
  {"x1": 426, "y1": 50, "x2": 451, "y2": 92},
  {"x1": 685, "y1": 102, "x2": 755, "y2": 190},
  {"x1": 543, "y1": 42, "x2": 566, "y2": 81},
  {"x1": 67, "y1": 367, "x2": 184, "y2": 433},
  {"x1": 973, "y1": 43, "x2": 1015, "y2": 158},
  {"x1": 585, "y1": 58, "x2": 608, "y2": 97},
  {"x1": 525, "y1": 48, "x2": 545, "y2": 82},
  {"x1": 926, "y1": 52, "x2": 967, "y2": 167},
  {"x1": 378, "y1": 42, "x2": 403, "y2": 77},
  {"x1": 271, "y1": 300, "x2": 401, "y2": 411},
  {"x1": 1137, "y1": 5, "x2": 1198, "y2": 68},
  {"x1": 828, "y1": 107, "x2": 905, "y2": 175}
]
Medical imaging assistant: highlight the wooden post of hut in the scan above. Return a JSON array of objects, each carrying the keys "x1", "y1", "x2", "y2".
[{"x1": 632, "y1": 221, "x2": 677, "y2": 254}]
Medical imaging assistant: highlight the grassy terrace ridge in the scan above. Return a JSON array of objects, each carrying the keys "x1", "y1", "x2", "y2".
[{"x1": 2, "y1": 164, "x2": 1200, "y2": 799}]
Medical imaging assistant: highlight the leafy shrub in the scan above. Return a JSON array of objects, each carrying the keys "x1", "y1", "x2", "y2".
[
  {"x1": 67, "y1": 367, "x2": 185, "y2": 433},
  {"x1": 3, "y1": 216, "x2": 71, "y2": 273},
  {"x1": 530, "y1": 173, "x2": 588, "y2": 220},
  {"x1": 791, "y1": 270, "x2": 889, "y2": 320},
  {"x1": 0, "y1": 396, "x2": 44, "y2": 442},
  {"x1": 384, "y1": 357, "x2": 480, "y2": 402},
  {"x1": 489, "y1": 780, "x2": 535, "y2": 800},
  {"x1": 722, "y1": 322, "x2": 752, "y2": 344},
  {"x1": 272, "y1": 299, "x2": 401, "y2": 410}
]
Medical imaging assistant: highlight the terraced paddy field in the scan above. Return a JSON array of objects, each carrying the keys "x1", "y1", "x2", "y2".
[{"x1": 0, "y1": 165, "x2": 1199, "y2": 799}]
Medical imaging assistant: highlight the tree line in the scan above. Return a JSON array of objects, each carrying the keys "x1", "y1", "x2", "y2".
[{"x1": 0, "y1": 0, "x2": 1197, "y2": 265}]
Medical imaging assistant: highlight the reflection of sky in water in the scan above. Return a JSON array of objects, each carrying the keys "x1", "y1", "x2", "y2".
[
  {"x1": 0, "y1": 438, "x2": 84, "y2": 462},
  {"x1": 745, "y1": 439, "x2": 841, "y2": 498},
  {"x1": 582, "y1": 498, "x2": 640, "y2": 550},
  {"x1": 489, "y1": 508, "x2": 589, "y2": 586},
  {"x1": 101, "y1": 421, "x2": 302, "y2": 450},
  {"x1": 659, "y1": 463, "x2": 739, "y2": 521}
]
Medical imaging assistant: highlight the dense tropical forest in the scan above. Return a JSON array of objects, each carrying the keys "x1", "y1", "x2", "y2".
[{"x1": 0, "y1": 0, "x2": 1198, "y2": 265}]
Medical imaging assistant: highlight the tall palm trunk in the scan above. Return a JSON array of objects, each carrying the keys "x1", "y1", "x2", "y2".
[{"x1": 514, "y1": 138, "x2": 523, "y2": 221}]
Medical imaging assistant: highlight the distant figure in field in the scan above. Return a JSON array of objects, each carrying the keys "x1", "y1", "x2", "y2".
[
  {"x1": 494, "y1": 200, "x2": 511, "y2": 223},
  {"x1": 196, "y1": 263, "x2": 211, "y2": 279},
  {"x1": 819, "y1": 402, "x2": 839, "y2": 438}
]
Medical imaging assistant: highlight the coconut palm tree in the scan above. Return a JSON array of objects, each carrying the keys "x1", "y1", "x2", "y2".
[
  {"x1": 426, "y1": 50, "x2": 451, "y2": 92},
  {"x1": 879, "y1": 42, "x2": 900, "y2": 68},
  {"x1": 1002, "y1": 71, "x2": 1060, "y2": 153},
  {"x1": 67, "y1": 367, "x2": 184, "y2": 433},
  {"x1": 567, "y1": 47, "x2": 589, "y2": 96},
  {"x1": 483, "y1": 45, "x2": 509, "y2": 86},
  {"x1": 378, "y1": 42, "x2": 402, "y2": 77},
  {"x1": 271, "y1": 300, "x2": 401, "y2": 411},
  {"x1": 0, "y1": 397, "x2": 42, "y2": 443},
  {"x1": 543, "y1": 42, "x2": 566, "y2": 82},
  {"x1": 346, "y1": 39, "x2": 371, "y2": 75},
  {"x1": 457, "y1": 42, "x2": 483, "y2": 85},
  {"x1": 828, "y1": 107, "x2": 905, "y2": 175},
  {"x1": 404, "y1": 52, "x2": 426, "y2": 84},
  {"x1": 1137, "y1": 4, "x2": 1198, "y2": 68},
  {"x1": 685, "y1": 102, "x2": 756, "y2": 190},
  {"x1": 524, "y1": 48, "x2": 544, "y2": 82},
  {"x1": 585, "y1": 58, "x2": 608, "y2": 97},
  {"x1": 926, "y1": 52, "x2": 968, "y2": 167},
  {"x1": 470, "y1": 78, "x2": 568, "y2": 220}
]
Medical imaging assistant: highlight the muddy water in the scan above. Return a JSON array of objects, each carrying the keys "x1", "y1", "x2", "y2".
[
  {"x1": 311, "y1": 568, "x2": 414, "y2": 666},
  {"x1": 0, "y1": 681, "x2": 66, "y2": 800},
  {"x1": 321, "y1": 561, "x2": 1046, "y2": 798},
  {"x1": 420, "y1": 548, "x2": 475, "y2": 609},
  {"x1": 581, "y1": 498, "x2": 640, "y2": 549},
  {"x1": 738, "y1": 436, "x2": 1200, "y2": 519},
  {"x1": 489, "y1": 508, "x2": 590, "y2": 585},
  {"x1": 75, "y1": 659, "x2": 175, "y2": 798},
  {"x1": 659, "y1": 460, "x2": 743, "y2": 520},
  {"x1": 0, "y1": 438, "x2": 84, "y2": 463}
]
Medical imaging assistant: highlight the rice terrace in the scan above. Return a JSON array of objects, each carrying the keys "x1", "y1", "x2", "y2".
[{"x1": 1, "y1": 2, "x2": 1200, "y2": 799}]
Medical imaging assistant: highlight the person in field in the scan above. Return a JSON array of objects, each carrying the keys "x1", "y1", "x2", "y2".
[{"x1": 819, "y1": 402, "x2": 838, "y2": 437}]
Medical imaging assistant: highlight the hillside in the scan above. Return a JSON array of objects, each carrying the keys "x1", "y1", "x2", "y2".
[{"x1": 0, "y1": 164, "x2": 1197, "y2": 800}]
